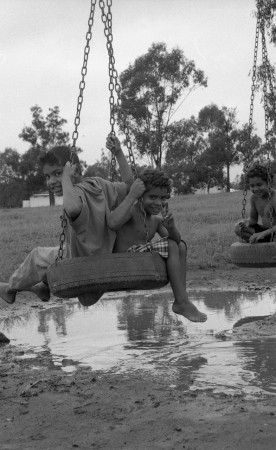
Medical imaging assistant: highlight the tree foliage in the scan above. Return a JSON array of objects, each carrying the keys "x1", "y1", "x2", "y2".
[
  {"x1": 198, "y1": 105, "x2": 263, "y2": 192},
  {"x1": 164, "y1": 104, "x2": 264, "y2": 194},
  {"x1": 164, "y1": 116, "x2": 224, "y2": 194},
  {"x1": 118, "y1": 42, "x2": 207, "y2": 169},
  {"x1": 84, "y1": 150, "x2": 111, "y2": 179}
]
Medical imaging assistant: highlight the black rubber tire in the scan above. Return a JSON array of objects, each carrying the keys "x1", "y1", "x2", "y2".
[
  {"x1": 230, "y1": 241, "x2": 276, "y2": 268},
  {"x1": 47, "y1": 252, "x2": 168, "y2": 298}
]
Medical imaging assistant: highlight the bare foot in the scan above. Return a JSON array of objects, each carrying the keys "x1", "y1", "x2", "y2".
[
  {"x1": 30, "y1": 282, "x2": 51, "y2": 302},
  {"x1": 0, "y1": 282, "x2": 16, "y2": 304},
  {"x1": 172, "y1": 299, "x2": 207, "y2": 322}
]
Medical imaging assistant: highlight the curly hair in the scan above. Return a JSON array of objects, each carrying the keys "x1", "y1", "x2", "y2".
[
  {"x1": 39, "y1": 146, "x2": 80, "y2": 169},
  {"x1": 138, "y1": 167, "x2": 171, "y2": 195},
  {"x1": 246, "y1": 163, "x2": 269, "y2": 184}
]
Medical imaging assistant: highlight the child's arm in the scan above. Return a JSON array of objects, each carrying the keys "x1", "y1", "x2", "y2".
[
  {"x1": 107, "y1": 178, "x2": 145, "y2": 230},
  {"x1": 247, "y1": 196, "x2": 258, "y2": 227},
  {"x1": 106, "y1": 134, "x2": 134, "y2": 187},
  {"x1": 62, "y1": 162, "x2": 82, "y2": 219}
]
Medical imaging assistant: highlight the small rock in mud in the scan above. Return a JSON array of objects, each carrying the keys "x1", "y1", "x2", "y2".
[{"x1": 0, "y1": 332, "x2": 10, "y2": 344}]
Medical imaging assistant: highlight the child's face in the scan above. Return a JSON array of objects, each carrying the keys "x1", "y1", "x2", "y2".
[
  {"x1": 43, "y1": 163, "x2": 64, "y2": 196},
  {"x1": 142, "y1": 186, "x2": 169, "y2": 215},
  {"x1": 249, "y1": 176, "x2": 268, "y2": 197}
]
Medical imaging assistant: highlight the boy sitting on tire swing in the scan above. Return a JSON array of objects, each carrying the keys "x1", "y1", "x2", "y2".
[
  {"x1": 107, "y1": 167, "x2": 207, "y2": 323},
  {"x1": 234, "y1": 163, "x2": 276, "y2": 243},
  {"x1": 0, "y1": 135, "x2": 133, "y2": 306}
]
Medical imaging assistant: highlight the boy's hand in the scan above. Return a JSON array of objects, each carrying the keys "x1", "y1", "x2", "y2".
[
  {"x1": 161, "y1": 203, "x2": 175, "y2": 228},
  {"x1": 249, "y1": 231, "x2": 266, "y2": 244},
  {"x1": 62, "y1": 161, "x2": 78, "y2": 181},
  {"x1": 161, "y1": 212, "x2": 175, "y2": 229},
  {"x1": 129, "y1": 178, "x2": 145, "y2": 200},
  {"x1": 106, "y1": 134, "x2": 121, "y2": 155}
]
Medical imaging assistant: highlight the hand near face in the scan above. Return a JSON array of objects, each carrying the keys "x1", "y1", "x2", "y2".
[
  {"x1": 62, "y1": 161, "x2": 79, "y2": 181},
  {"x1": 161, "y1": 203, "x2": 175, "y2": 228}
]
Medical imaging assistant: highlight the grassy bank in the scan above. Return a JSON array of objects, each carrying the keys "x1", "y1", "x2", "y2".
[{"x1": 0, "y1": 191, "x2": 243, "y2": 281}]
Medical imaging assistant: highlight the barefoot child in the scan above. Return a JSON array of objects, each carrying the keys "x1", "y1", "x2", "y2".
[
  {"x1": 108, "y1": 168, "x2": 207, "y2": 323},
  {"x1": 0, "y1": 135, "x2": 133, "y2": 305},
  {"x1": 234, "y1": 163, "x2": 276, "y2": 243}
]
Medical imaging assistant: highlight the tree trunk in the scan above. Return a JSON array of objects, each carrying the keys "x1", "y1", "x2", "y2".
[
  {"x1": 49, "y1": 190, "x2": 55, "y2": 206},
  {"x1": 226, "y1": 163, "x2": 230, "y2": 192}
]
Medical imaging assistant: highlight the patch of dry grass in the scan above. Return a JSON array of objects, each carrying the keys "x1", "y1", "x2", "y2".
[
  {"x1": 0, "y1": 191, "x2": 245, "y2": 281},
  {"x1": 0, "y1": 206, "x2": 63, "y2": 281}
]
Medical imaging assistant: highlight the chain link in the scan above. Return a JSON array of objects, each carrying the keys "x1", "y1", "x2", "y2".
[{"x1": 56, "y1": 215, "x2": 67, "y2": 262}]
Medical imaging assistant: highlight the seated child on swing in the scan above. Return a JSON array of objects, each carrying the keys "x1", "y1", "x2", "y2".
[
  {"x1": 234, "y1": 163, "x2": 276, "y2": 243},
  {"x1": 0, "y1": 135, "x2": 133, "y2": 306},
  {"x1": 108, "y1": 168, "x2": 207, "y2": 323}
]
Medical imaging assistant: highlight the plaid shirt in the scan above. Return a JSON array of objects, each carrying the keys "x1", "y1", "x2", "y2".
[{"x1": 127, "y1": 236, "x2": 169, "y2": 259}]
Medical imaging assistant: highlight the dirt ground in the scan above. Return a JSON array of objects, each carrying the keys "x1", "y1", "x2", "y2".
[{"x1": 1, "y1": 266, "x2": 276, "y2": 450}]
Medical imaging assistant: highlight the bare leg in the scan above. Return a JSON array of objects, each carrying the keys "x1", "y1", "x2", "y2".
[
  {"x1": 29, "y1": 282, "x2": 51, "y2": 302},
  {"x1": 0, "y1": 281, "x2": 50, "y2": 304},
  {"x1": 178, "y1": 241, "x2": 187, "y2": 287},
  {"x1": 166, "y1": 240, "x2": 207, "y2": 323},
  {"x1": 234, "y1": 221, "x2": 255, "y2": 242}
]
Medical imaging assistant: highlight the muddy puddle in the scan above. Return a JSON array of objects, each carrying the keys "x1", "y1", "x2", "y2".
[{"x1": 1, "y1": 289, "x2": 276, "y2": 397}]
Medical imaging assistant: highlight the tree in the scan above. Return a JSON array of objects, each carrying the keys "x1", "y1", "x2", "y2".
[
  {"x1": 0, "y1": 148, "x2": 27, "y2": 208},
  {"x1": 257, "y1": 0, "x2": 276, "y2": 44},
  {"x1": 164, "y1": 115, "x2": 225, "y2": 194},
  {"x1": 198, "y1": 105, "x2": 260, "y2": 192},
  {"x1": 84, "y1": 150, "x2": 111, "y2": 179},
  {"x1": 19, "y1": 105, "x2": 70, "y2": 205},
  {"x1": 118, "y1": 42, "x2": 207, "y2": 169}
]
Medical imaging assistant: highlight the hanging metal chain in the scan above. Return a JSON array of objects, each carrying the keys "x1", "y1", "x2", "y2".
[
  {"x1": 57, "y1": 215, "x2": 68, "y2": 261},
  {"x1": 241, "y1": 11, "x2": 260, "y2": 222},
  {"x1": 98, "y1": 0, "x2": 152, "y2": 245},
  {"x1": 98, "y1": 0, "x2": 117, "y2": 180},
  {"x1": 260, "y1": 11, "x2": 275, "y2": 240},
  {"x1": 57, "y1": 0, "x2": 97, "y2": 261},
  {"x1": 99, "y1": 0, "x2": 137, "y2": 177},
  {"x1": 71, "y1": 0, "x2": 97, "y2": 159}
]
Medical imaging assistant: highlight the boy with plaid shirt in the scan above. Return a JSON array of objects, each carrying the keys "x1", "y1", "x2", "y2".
[{"x1": 108, "y1": 168, "x2": 207, "y2": 323}]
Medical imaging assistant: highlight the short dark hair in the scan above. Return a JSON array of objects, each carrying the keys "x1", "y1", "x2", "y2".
[
  {"x1": 138, "y1": 167, "x2": 171, "y2": 195},
  {"x1": 39, "y1": 146, "x2": 80, "y2": 168},
  {"x1": 246, "y1": 163, "x2": 269, "y2": 184}
]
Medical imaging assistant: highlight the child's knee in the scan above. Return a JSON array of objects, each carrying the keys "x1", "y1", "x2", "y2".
[
  {"x1": 168, "y1": 239, "x2": 179, "y2": 252},
  {"x1": 234, "y1": 220, "x2": 247, "y2": 236},
  {"x1": 234, "y1": 222, "x2": 242, "y2": 236},
  {"x1": 178, "y1": 240, "x2": 187, "y2": 258}
]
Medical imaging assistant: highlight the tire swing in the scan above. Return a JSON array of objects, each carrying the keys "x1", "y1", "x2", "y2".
[
  {"x1": 47, "y1": 0, "x2": 168, "y2": 302},
  {"x1": 230, "y1": 2, "x2": 276, "y2": 268}
]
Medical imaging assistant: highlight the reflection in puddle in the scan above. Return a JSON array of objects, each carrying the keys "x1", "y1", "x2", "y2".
[{"x1": 1, "y1": 289, "x2": 276, "y2": 396}]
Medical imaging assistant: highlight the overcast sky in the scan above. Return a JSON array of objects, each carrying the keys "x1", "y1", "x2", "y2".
[{"x1": 1, "y1": 0, "x2": 273, "y2": 178}]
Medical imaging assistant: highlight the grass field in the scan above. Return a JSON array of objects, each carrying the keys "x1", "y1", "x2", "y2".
[{"x1": 0, "y1": 191, "x2": 244, "y2": 281}]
